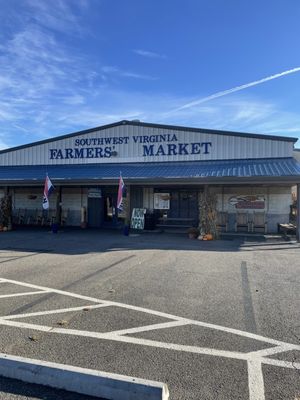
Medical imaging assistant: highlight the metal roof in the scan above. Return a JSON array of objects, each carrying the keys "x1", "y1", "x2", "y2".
[
  {"x1": 0, "y1": 120, "x2": 297, "y2": 156},
  {"x1": 0, "y1": 158, "x2": 300, "y2": 183}
]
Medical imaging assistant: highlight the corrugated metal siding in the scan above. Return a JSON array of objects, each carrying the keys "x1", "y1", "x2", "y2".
[
  {"x1": 0, "y1": 125, "x2": 294, "y2": 166},
  {"x1": 143, "y1": 188, "x2": 154, "y2": 209},
  {"x1": 293, "y1": 150, "x2": 300, "y2": 162},
  {"x1": 13, "y1": 188, "x2": 49, "y2": 209},
  {"x1": 11, "y1": 188, "x2": 55, "y2": 225},
  {"x1": 214, "y1": 186, "x2": 291, "y2": 233},
  {"x1": 216, "y1": 186, "x2": 291, "y2": 214},
  {"x1": 62, "y1": 188, "x2": 85, "y2": 209},
  {"x1": 61, "y1": 188, "x2": 87, "y2": 226},
  {"x1": 9, "y1": 187, "x2": 88, "y2": 226},
  {"x1": 130, "y1": 187, "x2": 143, "y2": 213}
]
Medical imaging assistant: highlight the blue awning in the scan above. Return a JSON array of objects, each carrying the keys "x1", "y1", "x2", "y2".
[{"x1": 0, "y1": 158, "x2": 300, "y2": 183}]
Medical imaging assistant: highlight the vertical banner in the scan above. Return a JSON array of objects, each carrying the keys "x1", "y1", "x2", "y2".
[
  {"x1": 117, "y1": 174, "x2": 126, "y2": 212},
  {"x1": 42, "y1": 175, "x2": 54, "y2": 210}
]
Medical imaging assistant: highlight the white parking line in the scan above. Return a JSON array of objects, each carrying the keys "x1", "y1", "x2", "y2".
[
  {"x1": 0, "y1": 291, "x2": 48, "y2": 299},
  {"x1": 0, "y1": 277, "x2": 291, "y2": 347},
  {"x1": 0, "y1": 318, "x2": 250, "y2": 361},
  {"x1": 1, "y1": 303, "x2": 111, "y2": 320},
  {"x1": 110, "y1": 320, "x2": 189, "y2": 336},
  {"x1": 248, "y1": 344, "x2": 298, "y2": 358},
  {"x1": 258, "y1": 357, "x2": 300, "y2": 369},
  {"x1": 1, "y1": 278, "x2": 104, "y2": 304},
  {"x1": 0, "y1": 277, "x2": 299, "y2": 400},
  {"x1": 0, "y1": 315, "x2": 299, "y2": 370},
  {"x1": 247, "y1": 359, "x2": 265, "y2": 400}
]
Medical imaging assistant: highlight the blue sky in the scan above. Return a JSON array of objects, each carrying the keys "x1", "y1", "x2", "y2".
[{"x1": 1, "y1": 0, "x2": 300, "y2": 149}]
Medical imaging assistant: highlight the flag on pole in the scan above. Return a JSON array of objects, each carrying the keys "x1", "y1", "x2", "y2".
[
  {"x1": 42, "y1": 175, "x2": 54, "y2": 210},
  {"x1": 117, "y1": 174, "x2": 126, "y2": 212}
]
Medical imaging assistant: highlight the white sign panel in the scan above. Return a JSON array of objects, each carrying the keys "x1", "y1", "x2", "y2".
[
  {"x1": 131, "y1": 208, "x2": 146, "y2": 229},
  {"x1": 88, "y1": 189, "x2": 102, "y2": 198}
]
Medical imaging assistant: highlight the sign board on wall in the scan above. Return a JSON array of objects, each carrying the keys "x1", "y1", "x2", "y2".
[
  {"x1": 88, "y1": 188, "x2": 102, "y2": 198},
  {"x1": 229, "y1": 195, "x2": 265, "y2": 209},
  {"x1": 154, "y1": 193, "x2": 170, "y2": 210},
  {"x1": 48, "y1": 134, "x2": 212, "y2": 162},
  {"x1": 131, "y1": 208, "x2": 146, "y2": 229}
]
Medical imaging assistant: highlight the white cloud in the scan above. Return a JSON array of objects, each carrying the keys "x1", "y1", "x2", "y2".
[
  {"x1": 62, "y1": 95, "x2": 86, "y2": 105},
  {"x1": 0, "y1": 139, "x2": 9, "y2": 150},
  {"x1": 155, "y1": 95, "x2": 300, "y2": 139},
  {"x1": 172, "y1": 67, "x2": 300, "y2": 112},
  {"x1": 26, "y1": 0, "x2": 88, "y2": 36},
  {"x1": 0, "y1": 2, "x2": 299, "y2": 146},
  {"x1": 133, "y1": 49, "x2": 167, "y2": 59},
  {"x1": 101, "y1": 66, "x2": 157, "y2": 81}
]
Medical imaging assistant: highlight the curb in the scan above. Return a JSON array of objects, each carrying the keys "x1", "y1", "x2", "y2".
[{"x1": 0, "y1": 353, "x2": 169, "y2": 400}]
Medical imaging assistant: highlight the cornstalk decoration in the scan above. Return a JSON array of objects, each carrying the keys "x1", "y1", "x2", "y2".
[
  {"x1": 122, "y1": 185, "x2": 130, "y2": 225},
  {"x1": 198, "y1": 187, "x2": 219, "y2": 239},
  {"x1": 0, "y1": 195, "x2": 12, "y2": 228}
]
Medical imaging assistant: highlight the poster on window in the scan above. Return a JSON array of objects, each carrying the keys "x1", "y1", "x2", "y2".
[{"x1": 154, "y1": 193, "x2": 170, "y2": 210}]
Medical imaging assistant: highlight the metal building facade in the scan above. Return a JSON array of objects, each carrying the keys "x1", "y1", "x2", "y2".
[
  {"x1": 0, "y1": 120, "x2": 299, "y2": 237},
  {"x1": 0, "y1": 121, "x2": 294, "y2": 166}
]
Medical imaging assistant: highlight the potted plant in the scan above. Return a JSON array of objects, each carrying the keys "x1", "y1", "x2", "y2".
[{"x1": 187, "y1": 227, "x2": 200, "y2": 239}]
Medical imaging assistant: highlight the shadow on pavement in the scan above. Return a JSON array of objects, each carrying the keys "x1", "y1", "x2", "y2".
[
  {"x1": 0, "y1": 228, "x2": 298, "y2": 256},
  {"x1": 0, "y1": 376, "x2": 104, "y2": 400}
]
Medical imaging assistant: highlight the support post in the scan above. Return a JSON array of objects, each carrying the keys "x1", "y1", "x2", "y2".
[
  {"x1": 122, "y1": 185, "x2": 130, "y2": 235},
  {"x1": 55, "y1": 186, "x2": 62, "y2": 226},
  {"x1": 125, "y1": 184, "x2": 130, "y2": 224},
  {"x1": 297, "y1": 184, "x2": 300, "y2": 242}
]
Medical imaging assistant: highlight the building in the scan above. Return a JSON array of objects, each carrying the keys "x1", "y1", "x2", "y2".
[{"x1": 0, "y1": 120, "x2": 299, "y2": 238}]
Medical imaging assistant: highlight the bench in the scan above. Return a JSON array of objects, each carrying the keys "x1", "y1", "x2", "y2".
[
  {"x1": 277, "y1": 223, "x2": 296, "y2": 239},
  {"x1": 157, "y1": 217, "x2": 196, "y2": 229}
]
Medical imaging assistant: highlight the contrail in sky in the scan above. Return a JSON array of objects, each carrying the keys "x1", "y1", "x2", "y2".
[{"x1": 173, "y1": 67, "x2": 300, "y2": 112}]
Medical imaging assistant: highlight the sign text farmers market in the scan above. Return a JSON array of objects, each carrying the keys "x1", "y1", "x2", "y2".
[{"x1": 49, "y1": 133, "x2": 212, "y2": 160}]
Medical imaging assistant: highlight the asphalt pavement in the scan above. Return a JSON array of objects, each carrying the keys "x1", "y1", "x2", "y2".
[{"x1": 0, "y1": 228, "x2": 299, "y2": 400}]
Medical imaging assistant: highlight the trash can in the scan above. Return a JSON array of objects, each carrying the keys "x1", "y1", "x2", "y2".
[
  {"x1": 123, "y1": 224, "x2": 130, "y2": 236},
  {"x1": 144, "y1": 213, "x2": 156, "y2": 230},
  {"x1": 51, "y1": 223, "x2": 59, "y2": 234}
]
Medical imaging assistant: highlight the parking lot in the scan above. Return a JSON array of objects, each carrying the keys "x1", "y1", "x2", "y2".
[{"x1": 0, "y1": 229, "x2": 299, "y2": 399}]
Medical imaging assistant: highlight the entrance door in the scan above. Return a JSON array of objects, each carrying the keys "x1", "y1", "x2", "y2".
[
  {"x1": 169, "y1": 191, "x2": 198, "y2": 220},
  {"x1": 178, "y1": 191, "x2": 198, "y2": 219},
  {"x1": 88, "y1": 197, "x2": 103, "y2": 228}
]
